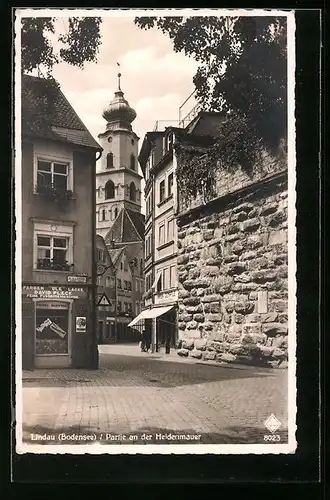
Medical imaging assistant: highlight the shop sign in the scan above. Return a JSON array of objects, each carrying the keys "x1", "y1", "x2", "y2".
[
  {"x1": 36, "y1": 318, "x2": 67, "y2": 338},
  {"x1": 154, "y1": 290, "x2": 178, "y2": 305},
  {"x1": 106, "y1": 317, "x2": 115, "y2": 321},
  {"x1": 23, "y1": 285, "x2": 87, "y2": 299},
  {"x1": 76, "y1": 316, "x2": 87, "y2": 333},
  {"x1": 36, "y1": 301, "x2": 69, "y2": 310},
  {"x1": 67, "y1": 274, "x2": 88, "y2": 284}
]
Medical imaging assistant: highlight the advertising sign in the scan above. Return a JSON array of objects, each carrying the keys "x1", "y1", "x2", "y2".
[
  {"x1": 76, "y1": 317, "x2": 87, "y2": 333},
  {"x1": 67, "y1": 274, "x2": 88, "y2": 284}
]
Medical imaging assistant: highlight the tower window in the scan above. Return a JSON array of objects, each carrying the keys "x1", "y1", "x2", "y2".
[
  {"x1": 108, "y1": 136, "x2": 113, "y2": 143},
  {"x1": 129, "y1": 182, "x2": 136, "y2": 202},
  {"x1": 105, "y1": 180, "x2": 115, "y2": 199},
  {"x1": 106, "y1": 152, "x2": 114, "y2": 169},
  {"x1": 168, "y1": 172, "x2": 174, "y2": 197},
  {"x1": 114, "y1": 207, "x2": 118, "y2": 218},
  {"x1": 130, "y1": 154, "x2": 135, "y2": 170},
  {"x1": 99, "y1": 209, "x2": 106, "y2": 222},
  {"x1": 131, "y1": 139, "x2": 134, "y2": 145}
]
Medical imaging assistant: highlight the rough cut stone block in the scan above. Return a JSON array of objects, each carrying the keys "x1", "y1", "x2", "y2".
[
  {"x1": 207, "y1": 313, "x2": 223, "y2": 323},
  {"x1": 229, "y1": 343, "x2": 243, "y2": 355},
  {"x1": 259, "y1": 203, "x2": 278, "y2": 216},
  {"x1": 198, "y1": 322, "x2": 213, "y2": 332},
  {"x1": 263, "y1": 323, "x2": 288, "y2": 336},
  {"x1": 245, "y1": 313, "x2": 261, "y2": 323},
  {"x1": 178, "y1": 314, "x2": 192, "y2": 323},
  {"x1": 246, "y1": 235, "x2": 263, "y2": 249},
  {"x1": 178, "y1": 322, "x2": 186, "y2": 331},
  {"x1": 228, "y1": 262, "x2": 247, "y2": 275},
  {"x1": 201, "y1": 294, "x2": 222, "y2": 303},
  {"x1": 194, "y1": 339, "x2": 207, "y2": 350},
  {"x1": 178, "y1": 271, "x2": 188, "y2": 282},
  {"x1": 193, "y1": 314, "x2": 205, "y2": 323},
  {"x1": 219, "y1": 352, "x2": 236, "y2": 363},
  {"x1": 182, "y1": 339, "x2": 194, "y2": 350},
  {"x1": 202, "y1": 266, "x2": 220, "y2": 277},
  {"x1": 232, "y1": 241, "x2": 245, "y2": 254},
  {"x1": 242, "y1": 324, "x2": 262, "y2": 336},
  {"x1": 234, "y1": 301, "x2": 255, "y2": 314},
  {"x1": 272, "y1": 347, "x2": 286, "y2": 358},
  {"x1": 234, "y1": 313, "x2": 244, "y2": 324},
  {"x1": 262, "y1": 312, "x2": 279, "y2": 323},
  {"x1": 269, "y1": 229, "x2": 287, "y2": 246},
  {"x1": 177, "y1": 349, "x2": 189, "y2": 357},
  {"x1": 183, "y1": 296, "x2": 201, "y2": 306},
  {"x1": 251, "y1": 270, "x2": 277, "y2": 283},
  {"x1": 213, "y1": 330, "x2": 225, "y2": 342},
  {"x1": 202, "y1": 229, "x2": 214, "y2": 241},
  {"x1": 274, "y1": 253, "x2": 288, "y2": 265},
  {"x1": 267, "y1": 211, "x2": 287, "y2": 227},
  {"x1": 178, "y1": 231, "x2": 186, "y2": 239},
  {"x1": 224, "y1": 233, "x2": 241, "y2": 242},
  {"x1": 269, "y1": 300, "x2": 287, "y2": 312},
  {"x1": 232, "y1": 202, "x2": 254, "y2": 214},
  {"x1": 228, "y1": 223, "x2": 241, "y2": 234},
  {"x1": 178, "y1": 289, "x2": 190, "y2": 300},
  {"x1": 190, "y1": 349, "x2": 202, "y2": 359},
  {"x1": 243, "y1": 218, "x2": 260, "y2": 232},
  {"x1": 186, "y1": 304, "x2": 203, "y2": 314},
  {"x1": 203, "y1": 351, "x2": 216, "y2": 361},
  {"x1": 272, "y1": 335, "x2": 286, "y2": 348},
  {"x1": 177, "y1": 254, "x2": 190, "y2": 265},
  {"x1": 187, "y1": 321, "x2": 198, "y2": 330},
  {"x1": 259, "y1": 346, "x2": 274, "y2": 357}
]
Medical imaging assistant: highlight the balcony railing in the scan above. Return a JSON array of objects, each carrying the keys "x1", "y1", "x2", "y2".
[{"x1": 36, "y1": 259, "x2": 74, "y2": 272}]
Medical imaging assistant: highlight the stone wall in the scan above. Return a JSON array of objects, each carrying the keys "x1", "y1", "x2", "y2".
[{"x1": 176, "y1": 172, "x2": 289, "y2": 367}]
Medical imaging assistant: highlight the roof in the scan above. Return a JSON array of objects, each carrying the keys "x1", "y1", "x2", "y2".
[
  {"x1": 107, "y1": 247, "x2": 125, "y2": 265},
  {"x1": 22, "y1": 74, "x2": 102, "y2": 151},
  {"x1": 104, "y1": 208, "x2": 145, "y2": 244},
  {"x1": 138, "y1": 131, "x2": 164, "y2": 168},
  {"x1": 184, "y1": 111, "x2": 226, "y2": 136}
]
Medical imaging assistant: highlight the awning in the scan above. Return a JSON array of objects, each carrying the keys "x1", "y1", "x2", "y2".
[{"x1": 128, "y1": 305, "x2": 174, "y2": 328}]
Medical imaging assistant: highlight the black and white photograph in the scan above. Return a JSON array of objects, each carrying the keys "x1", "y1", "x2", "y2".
[{"x1": 15, "y1": 8, "x2": 296, "y2": 454}]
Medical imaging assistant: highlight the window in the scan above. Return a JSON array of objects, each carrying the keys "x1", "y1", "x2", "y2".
[
  {"x1": 131, "y1": 139, "x2": 135, "y2": 145},
  {"x1": 124, "y1": 280, "x2": 128, "y2": 290},
  {"x1": 105, "y1": 276, "x2": 113, "y2": 287},
  {"x1": 118, "y1": 279, "x2": 122, "y2": 289},
  {"x1": 37, "y1": 235, "x2": 68, "y2": 269},
  {"x1": 120, "y1": 262, "x2": 123, "y2": 270},
  {"x1": 159, "y1": 179, "x2": 165, "y2": 203},
  {"x1": 158, "y1": 224, "x2": 165, "y2": 246},
  {"x1": 96, "y1": 249, "x2": 105, "y2": 262},
  {"x1": 167, "y1": 218, "x2": 174, "y2": 242},
  {"x1": 170, "y1": 265, "x2": 176, "y2": 289},
  {"x1": 136, "y1": 278, "x2": 140, "y2": 292},
  {"x1": 168, "y1": 172, "x2": 174, "y2": 197},
  {"x1": 163, "y1": 267, "x2": 169, "y2": 290},
  {"x1": 34, "y1": 221, "x2": 74, "y2": 271},
  {"x1": 127, "y1": 281, "x2": 132, "y2": 291},
  {"x1": 105, "y1": 180, "x2": 115, "y2": 199},
  {"x1": 99, "y1": 209, "x2": 106, "y2": 222},
  {"x1": 96, "y1": 276, "x2": 101, "y2": 286},
  {"x1": 129, "y1": 182, "x2": 136, "y2": 201},
  {"x1": 36, "y1": 302, "x2": 69, "y2": 355},
  {"x1": 114, "y1": 207, "x2": 118, "y2": 219},
  {"x1": 117, "y1": 301, "x2": 122, "y2": 312},
  {"x1": 106, "y1": 152, "x2": 114, "y2": 168},
  {"x1": 37, "y1": 160, "x2": 69, "y2": 192},
  {"x1": 124, "y1": 260, "x2": 128, "y2": 271},
  {"x1": 130, "y1": 154, "x2": 135, "y2": 170},
  {"x1": 156, "y1": 271, "x2": 163, "y2": 292}
]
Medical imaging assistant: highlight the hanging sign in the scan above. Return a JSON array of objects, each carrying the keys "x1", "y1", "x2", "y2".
[
  {"x1": 67, "y1": 274, "x2": 88, "y2": 284},
  {"x1": 36, "y1": 318, "x2": 67, "y2": 338},
  {"x1": 97, "y1": 293, "x2": 111, "y2": 306},
  {"x1": 76, "y1": 316, "x2": 87, "y2": 333}
]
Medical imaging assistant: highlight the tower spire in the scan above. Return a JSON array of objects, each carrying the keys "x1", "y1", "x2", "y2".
[{"x1": 117, "y1": 72, "x2": 122, "y2": 92}]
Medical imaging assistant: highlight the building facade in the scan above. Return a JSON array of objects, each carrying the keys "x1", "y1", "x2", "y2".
[
  {"x1": 95, "y1": 235, "x2": 116, "y2": 343},
  {"x1": 21, "y1": 75, "x2": 102, "y2": 369}
]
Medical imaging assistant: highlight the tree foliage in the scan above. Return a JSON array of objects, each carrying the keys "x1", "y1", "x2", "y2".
[
  {"x1": 21, "y1": 17, "x2": 102, "y2": 74},
  {"x1": 135, "y1": 16, "x2": 287, "y2": 187}
]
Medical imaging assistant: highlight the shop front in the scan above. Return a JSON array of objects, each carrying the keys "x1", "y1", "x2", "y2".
[{"x1": 22, "y1": 284, "x2": 95, "y2": 369}]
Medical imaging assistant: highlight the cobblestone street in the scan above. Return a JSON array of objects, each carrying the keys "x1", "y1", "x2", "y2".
[{"x1": 21, "y1": 344, "x2": 289, "y2": 446}]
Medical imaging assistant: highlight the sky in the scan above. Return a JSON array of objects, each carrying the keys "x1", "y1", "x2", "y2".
[{"x1": 48, "y1": 16, "x2": 199, "y2": 146}]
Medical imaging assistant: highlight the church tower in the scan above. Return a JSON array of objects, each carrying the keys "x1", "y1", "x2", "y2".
[{"x1": 96, "y1": 73, "x2": 142, "y2": 238}]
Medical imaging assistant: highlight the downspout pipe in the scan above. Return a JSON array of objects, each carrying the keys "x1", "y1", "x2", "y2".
[{"x1": 91, "y1": 148, "x2": 102, "y2": 369}]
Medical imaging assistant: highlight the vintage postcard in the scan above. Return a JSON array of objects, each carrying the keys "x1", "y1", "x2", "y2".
[{"x1": 14, "y1": 8, "x2": 296, "y2": 455}]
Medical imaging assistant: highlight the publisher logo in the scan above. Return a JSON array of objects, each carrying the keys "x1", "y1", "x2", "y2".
[{"x1": 264, "y1": 414, "x2": 282, "y2": 433}]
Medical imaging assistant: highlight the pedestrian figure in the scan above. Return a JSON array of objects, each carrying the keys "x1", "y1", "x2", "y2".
[{"x1": 140, "y1": 329, "x2": 146, "y2": 352}]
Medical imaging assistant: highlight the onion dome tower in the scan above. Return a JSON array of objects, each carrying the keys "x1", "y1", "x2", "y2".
[{"x1": 96, "y1": 72, "x2": 142, "y2": 238}]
